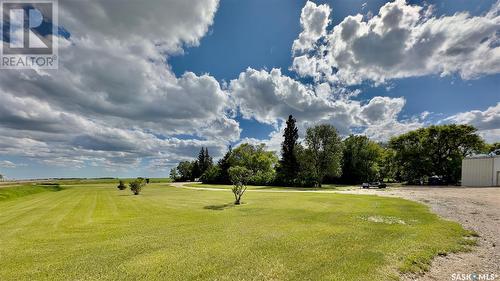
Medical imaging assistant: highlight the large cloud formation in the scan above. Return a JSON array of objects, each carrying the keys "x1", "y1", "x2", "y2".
[
  {"x1": 292, "y1": 0, "x2": 500, "y2": 85},
  {"x1": 230, "y1": 68, "x2": 422, "y2": 145},
  {"x1": 0, "y1": 0, "x2": 238, "y2": 173}
]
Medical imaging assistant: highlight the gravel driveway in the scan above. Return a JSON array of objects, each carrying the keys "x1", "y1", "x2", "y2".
[{"x1": 342, "y1": 187, "x2": 500, "y2": 281}]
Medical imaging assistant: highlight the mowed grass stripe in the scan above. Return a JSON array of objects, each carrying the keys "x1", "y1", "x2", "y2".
[
  {"x1": 0, "y1": 186, "x2": 69, "y2": 223},
  {"x1": 49, "y1": 189, "x2": 89, "y2": 229},
  {"x1": 0, "y1": 189, "x2": 77, "y2": 238},
  {"x1": 0, "y1": 183, "x2": 473, "y2": 281}
]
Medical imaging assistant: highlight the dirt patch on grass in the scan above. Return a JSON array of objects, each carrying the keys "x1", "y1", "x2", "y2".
[{"x1": 342, "y1": 187, "x2": 500, "y2": 281}]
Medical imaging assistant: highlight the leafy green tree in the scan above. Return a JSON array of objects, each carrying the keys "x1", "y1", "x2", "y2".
[
  {"x1": 303, "y1": 124, "x2": 343, "y2": 187},
  {"x1": 390, "y1": 124, "x2": 484, "y2": 184},
  {"x1": 295, "y1": 144, "x2": 317, "y2": 186},
  {"x1": 277, "y1": 115, "x2": 300, "y2": 185},
  {"x1": 228, "y1": 166, "x2": 252, "y2": 205},
  {"x1": 199, "y1": 166, "x2": 221, "y2": 184},
  {"x1": 486, "y1": 142, "x2": 500, "y2": 154},
  {"x1": 389, "y1": 130, "x2": 429, "y2": 184},
  {"x1": 378, "y1": 147, "x2": 398, "y2": 182},
  {"x1": 424, "y1": 124, "x2": 484, "y2": 183},
  {"x1": 229, "y1": 143, "x2": 278, "y2": 185},
  {"x1": 169, "y1": 168, "x2": 179, "y2": 181},
  {"x1": 176, "y1": 161, "x2": 193, "y2": 181},
  {"x1": 340, "y1": 135, "x2": 383, "y2": 184}
]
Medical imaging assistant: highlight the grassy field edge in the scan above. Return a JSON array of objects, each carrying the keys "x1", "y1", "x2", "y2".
[{"x1": 0, "y1": 183, "x2": 63, "y2": 202}]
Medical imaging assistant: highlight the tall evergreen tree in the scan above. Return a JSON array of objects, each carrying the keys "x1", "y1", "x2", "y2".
[
  {"x1": 198, "y1": 147, "x2": 207, "y2": 174},
  {"x1": 278, "y1": 115, "x2": 300, "y2": 185},
  {"x1": 217, "y1": 145, "x2": 232, "y2": 184},
  {"x1": 196, "y1": 147, "x2": 214, "y2": 177},
  {"x1": 204, "y1": 147, "x2": 213, "y2": 170},
  {"x1": 191, "y1": 160, "x2": 201, "y2": 180}
]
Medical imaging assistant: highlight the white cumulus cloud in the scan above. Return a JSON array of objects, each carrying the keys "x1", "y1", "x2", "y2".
[
  {"x1": 444, "y1": 103, "x2": 500, "y2": 142},
  {"x1": 292, "y1": 0, "x2": 500, "y2": 85},
  {"x1": 292, "y1": 1, "x2": 331, "y2": 54}
]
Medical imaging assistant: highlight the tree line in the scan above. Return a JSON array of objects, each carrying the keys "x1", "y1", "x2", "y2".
[
  {"x1": 170, "y1": 115, "x2": 498, "y2": 187},
  {"x1": 169, "y1": 147, "x2": 213, "y2": 182}
]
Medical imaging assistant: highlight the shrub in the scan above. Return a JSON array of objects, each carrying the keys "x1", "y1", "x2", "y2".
[
  {"x1": 117, "y1": 180, "x2": 127, "y2": 190},
  {"x1": 129, "y1": 178, "x2": 146, "y2": 195}
]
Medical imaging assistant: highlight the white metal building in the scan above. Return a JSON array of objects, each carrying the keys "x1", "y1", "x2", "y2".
[{"x1": 461, "y1": 155, "x2": 500, "y2": 187}]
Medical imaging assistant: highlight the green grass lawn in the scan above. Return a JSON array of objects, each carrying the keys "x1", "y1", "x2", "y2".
[{"x1": 0, "y1": 182, "x2": 474, "y2": 280}]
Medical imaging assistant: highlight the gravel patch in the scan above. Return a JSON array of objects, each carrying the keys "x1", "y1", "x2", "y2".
[{"x1": 341, "y1": 187, "x2": 500, "y2": 281}]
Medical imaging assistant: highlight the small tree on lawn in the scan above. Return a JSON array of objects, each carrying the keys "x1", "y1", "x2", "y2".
[
  {"x1": 229, "y1": 166, "x2": 252, "y2": 205},
  {"x1": 117, "y1": 180, "x2": 127, "y2": 190},
  {"x1": 129, "y1": 178, "x2": 146, "y2": 195}
]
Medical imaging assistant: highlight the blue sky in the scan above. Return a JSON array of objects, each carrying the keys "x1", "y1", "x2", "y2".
[{"x1": 0, "y1": 0, "x2": 499, "y2": 179}]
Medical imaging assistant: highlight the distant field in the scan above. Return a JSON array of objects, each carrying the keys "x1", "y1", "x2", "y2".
[
  {"x1": 0, "y1": 182, "x2": 474, "y2": 280},
  {"x1": 0, "y1": 178, "x2": 172, "y2": 186},
  {"x1": 52, "y1": 178, "x2": 173, "y2": 185}
]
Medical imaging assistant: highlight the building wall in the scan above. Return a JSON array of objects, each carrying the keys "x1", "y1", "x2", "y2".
[
  {"x1": 461, "y1": 158, "x2": 494, "y2": 187},
  {"x1": 494, "y1": 157, "x2": 500, "y2": 186}
]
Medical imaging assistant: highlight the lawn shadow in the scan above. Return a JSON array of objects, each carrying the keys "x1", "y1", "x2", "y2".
[{"x1": 203, "y1": 203, "x2": 235, "y2": 211}]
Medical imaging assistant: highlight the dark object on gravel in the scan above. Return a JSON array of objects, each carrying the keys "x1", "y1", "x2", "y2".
[
  {"x1": 362, "y1": 182, "x2": 387, "y2": 189},
  {"x1": 428, "y1": 176, "x2": 446, "y2": 185}
]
